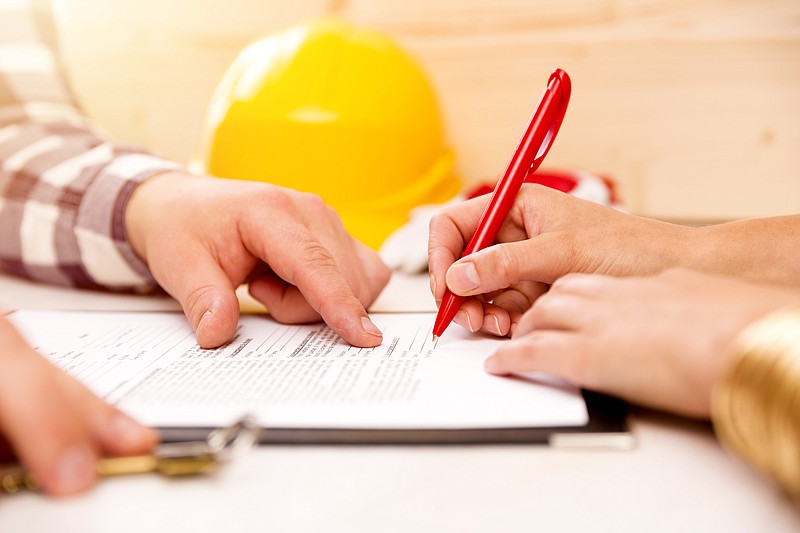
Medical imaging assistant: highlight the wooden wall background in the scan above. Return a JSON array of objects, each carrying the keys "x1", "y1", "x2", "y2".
[{"x1": 55, "y1": 0, "x2": 800, "y2": 220}]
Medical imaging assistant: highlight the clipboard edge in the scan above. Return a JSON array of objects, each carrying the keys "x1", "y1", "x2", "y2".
[{"x1": 157, "y1": 390, "x2": 634, "y2": 447}]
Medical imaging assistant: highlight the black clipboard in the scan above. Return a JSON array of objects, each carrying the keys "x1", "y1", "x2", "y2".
[{"x1": 158, "y1": 390, "x2": 633, "y2": 448}]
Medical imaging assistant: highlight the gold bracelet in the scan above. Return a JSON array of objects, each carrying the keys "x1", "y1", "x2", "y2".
[{"x1": 711, "y1": 306, "x2": 800, "y2": 501}]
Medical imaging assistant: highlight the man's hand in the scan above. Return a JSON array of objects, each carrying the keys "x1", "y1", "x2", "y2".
[
  {"x1": 0, "y1": 316, "x2": 156, "y2": 495},
  {"x1": 125, "y1": 172, "x2": 392, "y2": 349}
]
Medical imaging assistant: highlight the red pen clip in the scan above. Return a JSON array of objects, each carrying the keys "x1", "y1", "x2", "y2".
[
  {"x1": 529, "y1": 69, "x2": 571, "y2": 172},
  {"x1": 432, "y1": 68, "x2": 571, "y2": 339}
]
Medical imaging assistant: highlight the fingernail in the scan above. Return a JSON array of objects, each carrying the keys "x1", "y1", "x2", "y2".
[
  {"x1": 429, "y1": 274, "x2": 437, "y2": 297},
  {"x1": 484, "y1": 356, "x2": 499, "y2": 373},
  {"x1": 457, "y1": 310, "x2": 475, "y2": 333},
  {"x1": 197, "y1": 309, "x2": 212, "y2": 332},
  {"x1": 491, "y1": 314, "x2": 502, "y2": 335},
  {"x1": 110, "y1": 413, "x2": 153, "y2": 448},
  {"x1": 55, "y1": 447, "x2": 95, "y2": 493},
  {"x1": 448, "y1": 262, "x2": 480, "y2": 293},
  {"x1": 361, "y1": 316, "x2": 382, "y2": 337}
]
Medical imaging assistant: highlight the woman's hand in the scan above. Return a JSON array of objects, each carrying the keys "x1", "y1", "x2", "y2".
[
  {"x1": 428, "y1": 185, "x2": 692, "y2": 337},
  {"x1": 484, "y1": 268, "x2": 800, "y2": 417}
]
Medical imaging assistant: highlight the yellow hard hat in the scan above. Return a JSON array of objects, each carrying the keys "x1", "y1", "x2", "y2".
[{"x1": 200, "y1": 18, "x2": 461, "y2": 249}]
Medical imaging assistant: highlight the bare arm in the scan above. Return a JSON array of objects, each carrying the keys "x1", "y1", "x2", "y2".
[
  {"x1": 428, "y1": 184, "x2": 800, "y2": 336},
  {"x1": 691, "y1": 215, "x2": 800, "y2": 286}
]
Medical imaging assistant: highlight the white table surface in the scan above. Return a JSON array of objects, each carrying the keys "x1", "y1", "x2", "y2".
[{"x1": 1, "y1": 272, "x2": 798, "y2": 532}]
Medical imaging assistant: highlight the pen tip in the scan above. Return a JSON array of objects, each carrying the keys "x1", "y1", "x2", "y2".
[{"x1": 432, "y1": 335, "x2": 439, "y2": 343}]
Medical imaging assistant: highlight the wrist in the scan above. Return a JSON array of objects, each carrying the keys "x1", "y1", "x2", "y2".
[
  {"x1": 124, "y1": 171, "x2": 192, "y2": 263},
  {"x1": 711, "y1": 305, "x2": 800, "y2": 500},
  {"x1": 657, "y1": 221, "x2": 721, "y2": 275},
  {"x1": 636, "y1": 217, "x2": 700, "y2": 274},
  {"x1": 686, "y1": 223, "x2": 741, "y2": 278}
]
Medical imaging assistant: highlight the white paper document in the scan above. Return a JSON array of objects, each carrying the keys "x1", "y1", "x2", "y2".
[{"x1": 9, "y1": 310, "x2": 588, "y2": 429}]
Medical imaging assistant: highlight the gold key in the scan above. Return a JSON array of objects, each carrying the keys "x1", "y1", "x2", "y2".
[
  {"x1": 98, "y1": 443, "x2": 218, "y2": 477},
  {"x1": 0, "y1": 416, "x2": 259, "y2": 494}
]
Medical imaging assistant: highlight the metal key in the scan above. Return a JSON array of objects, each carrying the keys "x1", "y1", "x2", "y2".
[{"x1": 0, "y1": 416, "x2": 259, "y2": 494}]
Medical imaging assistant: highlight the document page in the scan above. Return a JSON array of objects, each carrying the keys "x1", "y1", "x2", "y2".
[{"x1": 9, "y1": 310, "x2": 588, "y2": 429}]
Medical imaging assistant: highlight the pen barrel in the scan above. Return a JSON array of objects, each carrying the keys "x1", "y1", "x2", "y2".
[
  {"x1": 462, "y1": 151, "x2": 534, "y2": 255},
  {"x1": 463, "y1": 87, "x2": 560, "y2": 256},
  {"x1": 433, "y1": 68, "x2": 570, "y2": 339},
  {"x1": 432, "y1": 291, "x2": 464, "y2": 337}
]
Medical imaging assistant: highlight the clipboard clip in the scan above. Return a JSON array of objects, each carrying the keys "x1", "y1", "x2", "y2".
[{"x1": 0, "y1": 415, "x2": 259, "y2": 494}]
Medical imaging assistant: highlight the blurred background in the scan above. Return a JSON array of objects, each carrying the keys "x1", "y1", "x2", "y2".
[{"x1": 53, "y1": 0, "x2": 799, "y2": 221}]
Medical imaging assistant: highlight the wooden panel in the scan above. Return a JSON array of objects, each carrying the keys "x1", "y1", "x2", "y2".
[{"x1": 56, "y1": 0, "x2": 800, "y2": 218}]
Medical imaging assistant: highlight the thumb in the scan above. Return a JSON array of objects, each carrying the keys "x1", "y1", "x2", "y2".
[
  {"x1": 445, "y1": 235, "x2": 566, "y2": 296},
  {"x1": 163, "y1": 251, "x2": 241, "y2": 349}
]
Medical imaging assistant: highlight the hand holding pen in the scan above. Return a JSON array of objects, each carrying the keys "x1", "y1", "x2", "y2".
[{"x1": 432, "y1": 69, "x2": 571, "y2": 340}]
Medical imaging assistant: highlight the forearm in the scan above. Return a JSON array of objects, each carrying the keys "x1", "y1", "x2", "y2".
[
  {"x1": 0, "y1": 113, "x2": 182, "y2": 291},
  {"x1": 0, "y1": 0, "x2": 180, "y2": 291},
  {"x1": 689, "y1": 216, "x2": 800, "y2": 286},
  {"x1": 712, "y1": 306, "x2": 800, "y2": 501}
]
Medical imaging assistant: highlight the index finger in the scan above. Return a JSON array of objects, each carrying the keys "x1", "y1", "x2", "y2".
[
  {"x1": 252, "y1": 223, "x2": 384, "y2": 348},
  {"x1": 428, "y1": 195, "x2": 492, "y2": 300}
]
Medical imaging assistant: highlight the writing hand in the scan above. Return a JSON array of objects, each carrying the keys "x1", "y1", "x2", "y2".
[{"x1": 428, "y1": 184, "x2": 692, "y2": 336}]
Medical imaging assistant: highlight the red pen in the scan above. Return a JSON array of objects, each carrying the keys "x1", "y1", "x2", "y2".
[{"x1": 432, "y1": 68, "x2": 571, "y2": 339}]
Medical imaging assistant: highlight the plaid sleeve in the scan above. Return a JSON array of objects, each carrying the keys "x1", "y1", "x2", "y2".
[{"x1": 0, "y1": 0, "x2": 181, "y2": 291}]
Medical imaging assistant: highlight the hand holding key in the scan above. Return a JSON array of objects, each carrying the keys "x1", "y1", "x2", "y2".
[{"x1": 1, "y1": 416, "x2": 258, "y2": 494}]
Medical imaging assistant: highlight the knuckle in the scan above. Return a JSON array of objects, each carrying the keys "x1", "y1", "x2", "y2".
[
  {"x1": 290, "y1": 236, "x2": 363, "y2": 304},
  {"x1": 325, "y1": 203, "x2": 343, "y2": 224},
  {"x1": 262, "y1": 187, "x2": 294, "y2": 212},
  {"x1": 497, "y1": 288, "x2": 533, "y2": 314},
  {"x1": 492, "y1": 247, "x2": 519, "y2": 286},
  {"x1": 520, "y1": 332, "x2": 586, "y2": 386},
  {"x1": 562, "y1": 343, "x2": 590, "y2": 387},
  {"x1": 428, "y1": 213, "x2": 453, "y2": 249},
  {"x1": 519, "y1": 183, "x2": 550, "y2": 206},
  {"x1": 429, "y1": 211, "x2": 448, "y2": 232},
  {"x1": 504, "y1": 331, "x2": 548, "y2": 364},
  {"x1": 527, "y1": 294, "x2": 554, "y2": 324},
  {"x1": 550, "y1": 272, "x2": 582, "y2": 291},
  {"x1": 298, "y1": 192, "x2": 345, "y2": 228},
  {"x1": 301, "y1": 191, "x2": 328, "y2": 211},
  {"x1": 292, "y1": 238, "x2": 337, "y2": 280},
  {"x1": 525, "y1": 330, "x2": 553, "y2": 352},
  {"x1": 515, "y1": 311, "x2": 536, "y2": 335},
  {"x1": 430, "y1": 205, "x2": 468, "y2": 237}
]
